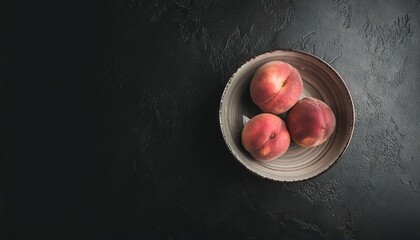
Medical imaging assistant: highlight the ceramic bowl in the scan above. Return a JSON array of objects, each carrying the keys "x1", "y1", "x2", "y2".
[{"x1": 219, "y1": 49, "x2": 355, "y2": 181}]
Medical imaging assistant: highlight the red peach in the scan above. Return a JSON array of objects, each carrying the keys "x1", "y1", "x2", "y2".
[
  {"x1": 241, "y1": 113, "x2": 290, "y2": 161},
  {"x1": 250, "y1": 61, "x2": 303, "y2": 114},
  {"x1": 286, "y1": 97, "x2": 336, "y2": 148}
]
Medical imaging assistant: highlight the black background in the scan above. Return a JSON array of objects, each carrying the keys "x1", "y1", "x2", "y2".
[{"x1": 1, "y1": 0, "x2": 420, "y2": 239}]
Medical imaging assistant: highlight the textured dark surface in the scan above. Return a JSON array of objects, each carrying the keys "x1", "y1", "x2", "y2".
[{"x1": 1, "y1": 0, "x2": 420, "y2": 239}]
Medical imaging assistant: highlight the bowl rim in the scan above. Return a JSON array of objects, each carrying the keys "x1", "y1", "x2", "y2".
[{"x1": 219, "y1": 49, "x2": 355, "y2": 182}]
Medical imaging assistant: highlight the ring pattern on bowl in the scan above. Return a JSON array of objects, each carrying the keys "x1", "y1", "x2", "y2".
[{"x1": 219, "y1": 50, "x2": 355, "y2": 182}]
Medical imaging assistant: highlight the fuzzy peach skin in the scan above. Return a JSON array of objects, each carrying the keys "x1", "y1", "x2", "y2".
[
  {"x1": 286, "y1": 97, "x2": 336, "y2": 148},
  {"x1": 250, "y1": 61, "x2": 303, "y2": 114},
  {"x1": 241, "y1": 113, "x2": 291, "y2": 161}
]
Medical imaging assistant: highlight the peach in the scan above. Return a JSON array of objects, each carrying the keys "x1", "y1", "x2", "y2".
[
  {"x1": 250, "y1": 61, "x2": 303, "y2": 114},
  {"x1": 286, "y1": 97, "x2": 336, "y2": 148},
  {"x1": 241, "y1": 113, "x2": 290, "y2": 161}
]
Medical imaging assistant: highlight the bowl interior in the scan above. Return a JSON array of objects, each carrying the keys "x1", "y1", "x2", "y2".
[{"x1": 219, "y1": 50, "x2": 355, "y2": 181}]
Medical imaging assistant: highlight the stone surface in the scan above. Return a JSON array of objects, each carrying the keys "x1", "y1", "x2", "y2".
[{"x1": 1, "y1": 0, "x2": 420, "y2": 239}]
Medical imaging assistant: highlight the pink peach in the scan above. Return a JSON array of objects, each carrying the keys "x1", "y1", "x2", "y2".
[
  {"x1": 286, "y1": 97, "x2": 336, "y2": 148},
  {"x1": 250, "y1": 61, "x2": 303, "y2": 114},
  {"x1": 241, "y1": 113, "x2": 290, "y2": 161}
]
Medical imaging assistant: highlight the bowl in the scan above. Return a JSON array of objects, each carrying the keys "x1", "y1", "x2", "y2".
[{"x1": 219, "y1": 49, "x2": 355, "y2": 182}]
